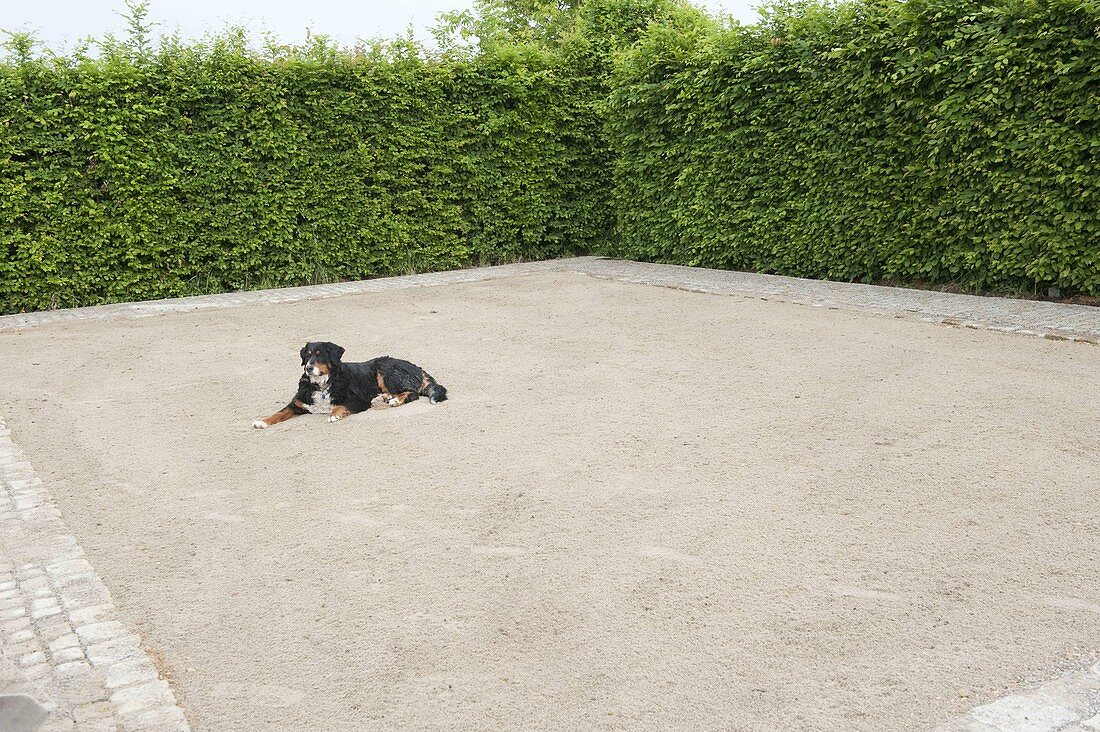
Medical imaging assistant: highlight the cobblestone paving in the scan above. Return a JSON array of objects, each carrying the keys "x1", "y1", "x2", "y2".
[
  {"x1": 0, "y1": 261, "x2": 570, "y2": 333},
  {"x1": 936, "y1": 661, "x2": 1100, "y2": 731},
  {"x1": 568, "y1": 258, "x2": 1100, "y2": 343},
  {"x1": 1, "y1": 258, "x2": 1096, "y2": 730},
  {"x1": 2, "y1": 258, "x2": 1097, "y2": 343},
  {"x1": 0, "y1": 418, "x2": 189, "y2": 731}
]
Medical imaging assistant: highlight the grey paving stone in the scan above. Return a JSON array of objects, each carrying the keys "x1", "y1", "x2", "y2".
[
  {"x1": 0, "y1": 693, "x2": 51, "y2": 732},
  {"x1": 104, "y1": 660, "x2": 158, "y2": 691},
  {"x1": 109, "y1": 681, "x2": 175, "y2": 717},
  {"x1": 84, "y1": 636, "x2": 144, "y2": 669},
  {"x1": 0, "y1": 419, "x2": 189, "y2": 730},
  {"x1": 566, "y1": 258, "x2": 1100, "y2": 343},
  {"x1": 1067, "y1": 712, "x2": 1100, "y2": 731},
  {"x1": 47, "y1": 636, "x2": 79, "y2": 655},
  {"x1": 74, "y1": 623, "x2": 127, "y2": 646},
  {"x1": 935, "y1": 662, "x2": 1100, "y2": 731}
]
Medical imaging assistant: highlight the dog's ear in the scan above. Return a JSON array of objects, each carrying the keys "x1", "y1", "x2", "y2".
[
  {"x1": 327, "y1": 343, "x2": 345, "y2": 362},
  {"x1": 300, "y1": 343, "x2": 310, "y2": 364}
]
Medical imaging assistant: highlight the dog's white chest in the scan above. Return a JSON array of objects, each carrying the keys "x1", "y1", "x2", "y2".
[{"x1": 307, "y1": 386, "x2": 333, "y2": 414}]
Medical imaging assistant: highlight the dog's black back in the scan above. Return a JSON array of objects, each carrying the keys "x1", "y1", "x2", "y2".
[{"x1": 336, "y1": 356, "x2": 447, "y2": 409}]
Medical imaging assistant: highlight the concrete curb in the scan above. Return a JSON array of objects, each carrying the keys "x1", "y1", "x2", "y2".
[
  {"x1": 935, "y1": 662, "x2": 1100, "y2": 732},
  {"x1": 567, "y1": 259, "x2": 1100, "y2": 343},
  {"x1": 2, "y1": 258, "x2": 1098, "y2": 343},
  {"x1": 0, "y1": 261, "x2": 573, "y2": 333}
]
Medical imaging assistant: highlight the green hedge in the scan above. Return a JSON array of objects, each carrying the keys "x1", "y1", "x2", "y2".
[
  {"x1": 0, "y1": 36, "x2": 611, "y2": 312},
  {"x1": 608, "y1": 0, "x2": 1100, "y2": 295},
  {"x1": 3, "y1": 0, "x2": 1098, "y2": 313}
]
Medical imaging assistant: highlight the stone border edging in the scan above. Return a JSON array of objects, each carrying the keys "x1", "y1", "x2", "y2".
[
  {"x1": 935, "y1": 662, "x2": 1100, "y2": 731},
  {"x1": 0, "y1": 261, "x2": 572, "y2": 333},
  {"x1": 0, "y1": 418, "x2": 189, "y2": 731},
  {"x1": 567, "y1": 258, "x2": 1100, "y2": 343},
  {"x1": 1, "y1": 257, "x2": 1097, "y2": 343}
]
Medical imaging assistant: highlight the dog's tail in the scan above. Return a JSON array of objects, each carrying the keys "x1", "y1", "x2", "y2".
[
  {"x1": 418, "y1": 374, "x2": 448, "y2": 404},
  {"x1": 426, "y1": 383, "x2": 448, "y2": 404}
]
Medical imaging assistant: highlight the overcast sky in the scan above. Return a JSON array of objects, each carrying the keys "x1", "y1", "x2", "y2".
[{"x1": 4, "y1": 0, "x2": 763, "y2": 52}]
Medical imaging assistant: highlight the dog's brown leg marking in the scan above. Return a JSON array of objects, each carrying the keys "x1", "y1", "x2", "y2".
[
  {"x1": 293, "y1": 399, "x2": 310, "y2": 410},
  {"x1": 392, "y1": 391, "x2": 416, "y2": 405},
  {"x1": 330, "y1": 405, "x2": 351, "y2": 421},
  {"x1": 376, "y1": 372, "x2": 388, "y2": 395},
  {"x1": 420, "y1": 373, "x2": 431, "y2": 391},
  {"x1": 262, "y1": 407, "x2": 300, "y2": 426}
]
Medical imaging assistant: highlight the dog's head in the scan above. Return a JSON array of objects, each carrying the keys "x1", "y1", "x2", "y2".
[{"x1": 300, "y1": 341, "x2": 345, "y2": 378}]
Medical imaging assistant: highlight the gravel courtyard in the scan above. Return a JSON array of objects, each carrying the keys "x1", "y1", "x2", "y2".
[{"x1": 1, "y1": 268, "x2": 1097, "y2": 730}]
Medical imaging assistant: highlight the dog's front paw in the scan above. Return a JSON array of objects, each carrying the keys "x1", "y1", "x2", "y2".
[
  {"x1": 327, "y1": 415, "x2": 342, "y2": 423},
  {"x1": 386, "y1": 397, "x2": 400, "y2": 407},
  {"x1": 251, "y1": 419, "x2": 268, "y2": 430}
]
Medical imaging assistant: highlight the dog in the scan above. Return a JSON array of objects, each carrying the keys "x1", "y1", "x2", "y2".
[{"x1": 252, "y1": 341, "x2": 447, "y2": 429}]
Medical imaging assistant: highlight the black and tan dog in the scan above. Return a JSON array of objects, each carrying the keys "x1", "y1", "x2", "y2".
[{"x1": 252, "y1": 341, "x2": 447, "y2": 429}]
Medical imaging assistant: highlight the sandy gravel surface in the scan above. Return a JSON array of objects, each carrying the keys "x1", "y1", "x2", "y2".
[{"x1": 0, "y1": 271, "x2": 1097, "y2": 731}]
